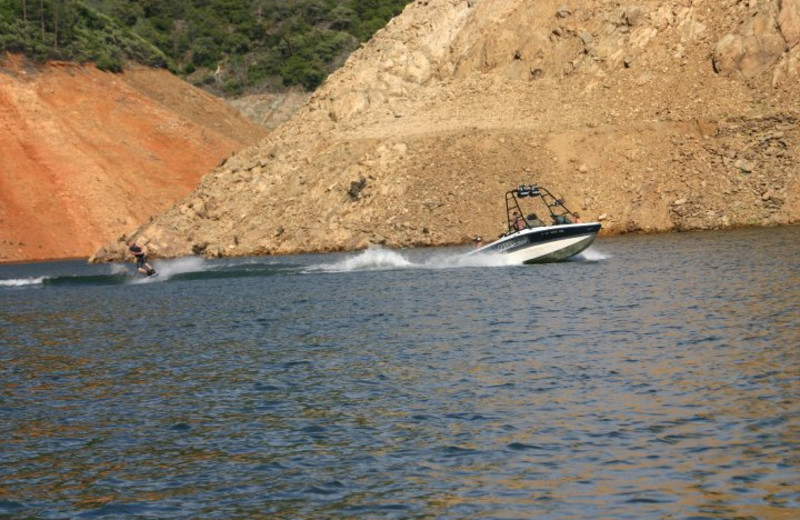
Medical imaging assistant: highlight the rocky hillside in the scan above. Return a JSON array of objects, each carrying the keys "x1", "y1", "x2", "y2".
[
  {"x1": 86, "y1": 0, "x2": 797, "y2": 261},
  {"x1": 0, "y1": 55, "x2": 267, "y2": 262}
]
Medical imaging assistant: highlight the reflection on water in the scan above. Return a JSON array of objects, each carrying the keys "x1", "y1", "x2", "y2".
[{"x1": 1, "y1": 226, "x2": 798, "y2": 519}]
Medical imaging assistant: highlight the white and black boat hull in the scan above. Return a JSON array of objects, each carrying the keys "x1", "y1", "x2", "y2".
[{"x1": 470, "y1": 223, "x2": 601, "y2": 264}]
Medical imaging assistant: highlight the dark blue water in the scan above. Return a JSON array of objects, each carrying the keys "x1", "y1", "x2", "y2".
[{"x1": 2, "y1": 227, "x2": 798, "y2": 519}]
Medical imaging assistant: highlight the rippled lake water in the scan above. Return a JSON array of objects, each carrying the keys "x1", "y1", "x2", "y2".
[{"x1": 1, "y1": 226, "x2": 798, "y2": 519}]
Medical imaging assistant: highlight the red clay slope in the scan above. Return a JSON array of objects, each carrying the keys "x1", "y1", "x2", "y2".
[{"x1": 0, "y1": 55, "x2": 267, "y2": 262}]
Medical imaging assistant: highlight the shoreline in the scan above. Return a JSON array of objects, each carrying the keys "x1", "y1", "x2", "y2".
[{"x1": 3, "y1": 222, "x2": 797, "y2": 266}]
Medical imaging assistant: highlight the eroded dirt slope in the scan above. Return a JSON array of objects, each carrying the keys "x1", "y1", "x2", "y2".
[
  {"x1": 92, "y1": 0, "x2": 800, "y2": 263},
  {"x1": 0, "y1": 55, "x2": 267, "y2": 262}
]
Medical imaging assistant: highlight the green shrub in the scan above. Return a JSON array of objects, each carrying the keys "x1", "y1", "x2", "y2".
[
  {"x1": 0, "y1": 0, "x2": 413, "y2": 93},
  {"x1": 281, "y1": 54, "x2": 325, "y2": 90},
  {"x1": 95, "y1": 50, "x2": 123, "y2": 72}
]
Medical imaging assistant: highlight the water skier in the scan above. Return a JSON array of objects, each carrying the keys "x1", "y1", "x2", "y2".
[{"x1": 128, "y1": 240, "x2": 156, "y2": 276}]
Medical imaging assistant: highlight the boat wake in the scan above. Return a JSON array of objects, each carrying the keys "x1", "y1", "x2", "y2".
[
  {"x1": 575, "y1": 246, "x2": 611, "y2": 262},
  {"x1": 312, "y1": 246, "x2": 517, "y2": 273},
  {"x1": 0, "y1": 257, "x2": 295, "y2": 289},
  {"x1": 130, "y1": 257, "x2": 207, "y2": 283},
  {"x1": 312, "y1": 248, "x2": 413, "y2": 272},
  {"x1": 1, "y1": 245, "x2": 609, "y2": 290},
  {"x1": 0, "y1": 276, "x2": 49, "y2": 287}
]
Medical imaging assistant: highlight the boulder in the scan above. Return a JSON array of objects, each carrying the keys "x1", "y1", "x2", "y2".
[
  {"x1": 713, "y1": 3, "x2": 787, "y2": 78},
  {"x1": 779, "y1": 0, "x2": 800, "y2": 47}
]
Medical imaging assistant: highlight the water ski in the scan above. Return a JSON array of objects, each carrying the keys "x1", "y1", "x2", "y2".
[{"x1": 146, "y1": 268, "x2": 157, "y2": 277}]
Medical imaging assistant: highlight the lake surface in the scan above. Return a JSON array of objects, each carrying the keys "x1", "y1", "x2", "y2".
[{"x1": 1, "y1": 227, "x2": 798, "y2": 519}]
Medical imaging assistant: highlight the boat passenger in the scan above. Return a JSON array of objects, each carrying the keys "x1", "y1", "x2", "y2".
[{"x1": 512, "y1": 212, "x2": 526, "y2": 231}]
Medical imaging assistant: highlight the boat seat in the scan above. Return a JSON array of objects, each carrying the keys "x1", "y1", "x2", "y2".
[{"x1": 526, "y1": 214, "x2": 544, "y2": 227}]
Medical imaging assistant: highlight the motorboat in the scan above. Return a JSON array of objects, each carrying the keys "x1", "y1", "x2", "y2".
[{"x1": 468, "y1": 184, "x2": 601, "y2": 263}]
